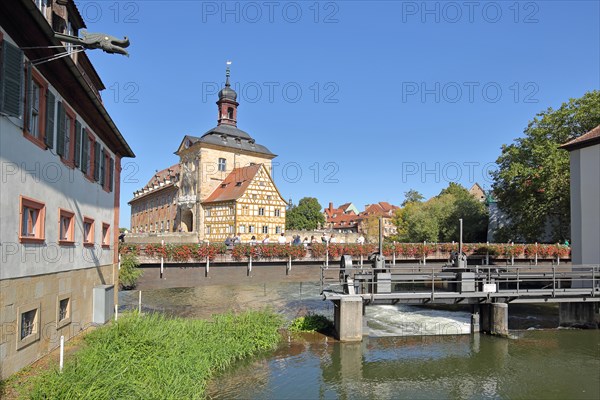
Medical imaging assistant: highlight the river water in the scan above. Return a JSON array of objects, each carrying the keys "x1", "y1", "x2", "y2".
[{"x1": 119, "y1": 282, "x2": 600, "y2": 400}]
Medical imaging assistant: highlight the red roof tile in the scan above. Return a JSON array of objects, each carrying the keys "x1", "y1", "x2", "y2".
[
  {"x1": 202, "y1": 164, "x2": 262, "y2": 203},
  {"x1": 143, "y1": 164, "x2": 180, "y2": 188}
]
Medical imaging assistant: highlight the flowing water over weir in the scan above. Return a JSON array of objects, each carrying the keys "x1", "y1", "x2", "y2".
[{"x1": 119, "y1": 281, "x2": 599, "y2": 400}]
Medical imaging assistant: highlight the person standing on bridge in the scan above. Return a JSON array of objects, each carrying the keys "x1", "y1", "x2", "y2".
[
  {"x1": 278, "y1": 233, "x2": 287, "y2": 244},
  {"x1": 262, "y1": 234, "x2": 270, "y2": 244},
  {"x1": 356, "y1": 235, "x2": 365, "y2": 245}
]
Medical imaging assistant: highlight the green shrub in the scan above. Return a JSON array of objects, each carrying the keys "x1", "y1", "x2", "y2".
[
  {"x1": 119, "y1": 253, "x2": 142, "y2": 290},
  {"x1": 289, "y1": 313, "x2": 333, "y2": 333}
]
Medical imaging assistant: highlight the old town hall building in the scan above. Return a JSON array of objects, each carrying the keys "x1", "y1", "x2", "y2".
[{"x1": 129, "y1": 68, "x2": 287, "y2": 242}]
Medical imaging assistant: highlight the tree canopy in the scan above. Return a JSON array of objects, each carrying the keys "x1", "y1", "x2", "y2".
[
  {"x1": 491, "y1": 90, "x2": 600, "y2": 242},
  {"x1": 401, "y1": 189, "x2": 425, "y2": 206},
  {"x1": 285, "y1": 197, "x2": 326, "y2": 230},
  {"x1": 392, "y1": 183, "x2": 488, "y2": 243}
]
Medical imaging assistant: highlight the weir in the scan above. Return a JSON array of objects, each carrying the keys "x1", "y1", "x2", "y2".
[{"x1": 324, "y1": 219, "x2": 600, "y2": 341}]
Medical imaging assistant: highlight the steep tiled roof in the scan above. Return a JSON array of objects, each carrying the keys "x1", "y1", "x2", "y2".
[
  {"x1": 143, "y1": 164, "x2": 180, "y2": 188},
  {"x1": 180, "y1": 124, "x2": 275, "y2": 157},
  {"x1": 202, "y1": 164, "x2": 262, "y2": 203},
  {"x1": 339, "y1": 203, "x2": 352, "y2": 212},
  {"x1": 561, "y1": 125, "x2": 600, "y2": 150},
  {"x1": 361, "y1": 202, "x2": 399, "y2": 218},
  {"x1": 129, "y1": 164, "x2": 180, "y2": 204}
]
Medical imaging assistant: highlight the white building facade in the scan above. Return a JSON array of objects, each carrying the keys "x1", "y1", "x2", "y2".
[{"x1": 0, "y1": 0, "x2": 134, "y2": 378}]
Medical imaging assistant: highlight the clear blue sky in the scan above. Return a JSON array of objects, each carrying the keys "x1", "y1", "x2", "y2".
[{"x1": 80, "y1": 1, "x2": 600, "y2": 227}]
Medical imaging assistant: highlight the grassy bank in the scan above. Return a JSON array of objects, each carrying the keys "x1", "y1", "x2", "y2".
[{"x1": 27, "y1": 310, "x2": 282, "y2": 399}]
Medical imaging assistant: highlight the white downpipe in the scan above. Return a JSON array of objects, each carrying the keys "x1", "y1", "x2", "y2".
[
  {"x1": 160, "y1": 240, "x2": 164, "y2": 279},
  {"x1": 59, "y1": 335, "x2": 64, "y2": 372}
]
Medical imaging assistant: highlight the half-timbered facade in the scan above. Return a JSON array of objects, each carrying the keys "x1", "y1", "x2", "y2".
[
  {"x1": 203, "y1": 164, "x2": 287, "y2": 241},
  {"x1": 128, "y1": 67, "x2": 285, "y2": 242}
]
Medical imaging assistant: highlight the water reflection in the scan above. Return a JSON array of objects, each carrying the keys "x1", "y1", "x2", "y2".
[
  {"x1": 119, "y1": 283, "x2": 599, "y2": 400},
  {"x1": 208, "y1": 332, "x2": 599, "y2": 400}
]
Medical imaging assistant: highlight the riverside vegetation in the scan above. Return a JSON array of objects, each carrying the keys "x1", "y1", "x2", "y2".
[{"x1": 26, "y1": 311, "x2": 282, "y2": 399}]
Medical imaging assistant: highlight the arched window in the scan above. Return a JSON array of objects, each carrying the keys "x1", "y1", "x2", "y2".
[{"x1": 227, "y1": 107, "x2": 234, "y2": 119}]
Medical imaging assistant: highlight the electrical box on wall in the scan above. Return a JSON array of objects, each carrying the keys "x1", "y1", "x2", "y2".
[{"x1": 93, "y1": 285, "x2": 115, "y2": 324}]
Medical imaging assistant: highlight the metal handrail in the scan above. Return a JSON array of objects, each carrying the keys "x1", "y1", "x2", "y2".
[{"x1": 320, "y1": 264, "x2": 600, "y2": 297}]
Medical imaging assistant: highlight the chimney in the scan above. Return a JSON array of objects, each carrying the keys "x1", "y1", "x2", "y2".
[{"x1": 329, "y1": 202, "x2": 333, "y2": 211}]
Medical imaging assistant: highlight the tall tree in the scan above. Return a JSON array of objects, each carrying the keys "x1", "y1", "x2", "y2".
[
  {"x1": 285, "y1": 197, "x2": 326, "y2": 230},
  {"x1": 492, "y1": 90, "x2": 600, "y2": 242},
  {"x1": 401, "y1": 189, "x2": 425, "y2": 206},
  {"x1": 393, "y1": 184, "x2": 488, "y2": 242}
]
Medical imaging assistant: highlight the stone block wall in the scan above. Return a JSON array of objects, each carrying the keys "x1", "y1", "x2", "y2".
[{"x1": 0, "y1": 264, "x2": 114, "y2": 379}]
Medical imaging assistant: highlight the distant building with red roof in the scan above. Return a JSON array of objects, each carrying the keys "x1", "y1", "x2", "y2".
[{"x1": 324, "y1": 201, "x2": 399, "y2": 236}]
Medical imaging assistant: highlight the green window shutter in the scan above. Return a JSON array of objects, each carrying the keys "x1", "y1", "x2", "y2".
[
  {"x1": 99, "y1": 149, "x2": 105, "y2": 186},
  {"x1": 109, "y1": 157, "x2": 114, "y2": 192},
  {"x1": 74, "y1": 120, "x2": 81, "y2": 167},
  {"x1": 94, "y1": 141, "x2": 101, "y2": 182},
  {"x1": 44, "y1": 90, "x2": 55, "y2": 148},
  {"x1": 24, "y1": 62, "x2": 32, "y2": 132},
  {"x1": 0, "y1": 40, "x2": 24, "y2": 118},
  {"x1": 81, "y1": 129, "x2": 88, "y2": 174},
  {"x1": 56, "y1": 101, "x2": 65, "y2": 157}
]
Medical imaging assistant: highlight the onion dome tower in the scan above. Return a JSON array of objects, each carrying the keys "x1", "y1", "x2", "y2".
[{"x1": 217, "y1": 63, "x2": 239, "y2": 126}]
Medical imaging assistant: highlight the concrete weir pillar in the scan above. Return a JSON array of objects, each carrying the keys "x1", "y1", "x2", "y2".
[
  {"x1": 334, "y1": 296, "x2": 364, "y2": 342},
  {"x1": 559, "y1": 303, "x2": 599, "y2": 329},
  {"x1": 480, "y1": 303, "x2": 509, "y2": 336}
]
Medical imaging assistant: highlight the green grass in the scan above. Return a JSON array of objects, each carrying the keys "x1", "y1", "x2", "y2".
[{"x1": 27, "y1": 310, "x2": 282, "y2": 399}]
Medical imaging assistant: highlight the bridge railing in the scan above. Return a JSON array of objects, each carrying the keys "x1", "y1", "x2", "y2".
[{"x1": 320, "y1": 264, "x2": 600, "y2": 299}]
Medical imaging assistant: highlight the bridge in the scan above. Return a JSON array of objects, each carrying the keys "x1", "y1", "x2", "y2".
[{"x1": 320, "y1": 263, "x2": 600, "y2": 341}]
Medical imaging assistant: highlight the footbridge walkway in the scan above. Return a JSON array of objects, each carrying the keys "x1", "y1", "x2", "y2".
[{"x1": 320, "y1": 264, "x2": 600, "y2": 341}]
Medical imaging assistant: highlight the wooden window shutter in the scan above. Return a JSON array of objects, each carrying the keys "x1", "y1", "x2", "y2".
[
  {"x1": 74, "y1": 120, "x2": 81, "y2": 167},
  {"x1": 109, "y1": 157, "x2": 114, "y2": 192},
  {"x1": 0, "y1": 40, "x2": 24, "y2": 118},
  {"x1": 99, "y1": 149, "x2": 105, "y2": 186},
  {"x1": 44, "y1": 90, "x2": 55, "y2": 148},
  {"x1": 56, "y1": 101, "x2": 65, "y2": 156},
  {"x1": 24, "y1": 62, "x2": 32, "y2": 132},
  {"x1": 81, "y1": 129, "x2": 88, "y2": 174},
  {"x1": 94, "y1": 141, "x2": 101, "y2": 182}
]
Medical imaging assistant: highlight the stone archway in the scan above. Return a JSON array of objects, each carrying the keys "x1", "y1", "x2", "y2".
[{"x1": 181, "y1": 209, "x2": 194, "y2": 232}]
